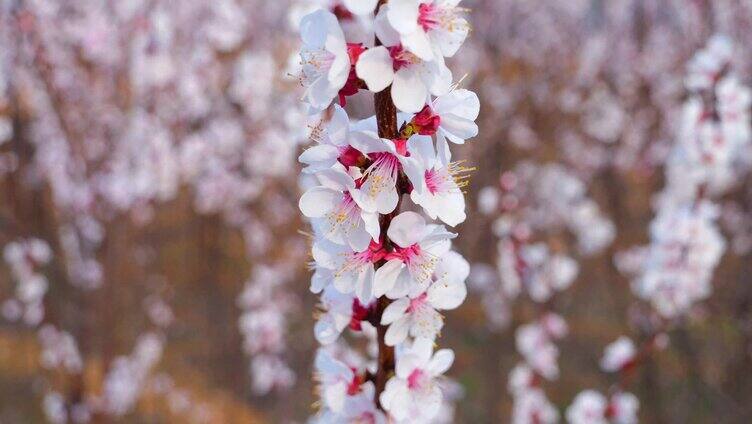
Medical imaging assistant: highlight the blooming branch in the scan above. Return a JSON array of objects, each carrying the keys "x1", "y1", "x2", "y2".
[{"x1": 297, "y1": 0, "x2": 477, "y2": 421}]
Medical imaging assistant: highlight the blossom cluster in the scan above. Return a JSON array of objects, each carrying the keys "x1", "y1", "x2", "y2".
[
  {"x1": 569, "y1": 34, "x2": 751, "y2": 424},
  {"x1": 473, "y1": 162, "x2": 616, "y2": 423},
  {"x1": 2, "y1": 238, "x2": 52, "y2": 326},
  {"x1": 618, "y1": 35, "x2": 752, "y2": 320},
  {"x1": 237, "y1": 264, "x2": 297, "y2": 394},
  {"x1": 296, "y1": 1, "x2": 477, "y2": 421},
  {"x1": 3, "y1": 0, "x2": 308, "y2": 417}
]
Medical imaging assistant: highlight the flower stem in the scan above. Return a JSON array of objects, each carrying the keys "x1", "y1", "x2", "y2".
[{"x1": 372, "y1": 0, "x2": 399, "y2": 408}]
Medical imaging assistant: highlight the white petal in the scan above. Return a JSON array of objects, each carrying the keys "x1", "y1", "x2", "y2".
[
  {"x1": 328, "y1": 104, "x2": 351, "y2": 146},
  {"x1": 299, "y1": 144, "x2": 339, "y2": 170},
  {"x1": 395, "y1": 353, "x2": 420, "y2": 379},
  {"x1": 374, "y1": 8, "x2": 401, "y2": 46},
  {"x1": 432, "y1": 18, "x2": 469, "y2": 57},
  {"x1": 314, "y1": 314, "x2": 342, "y2": 345},
  {"x1": 349, "y1": 130, "x2": 387, "y2": 154},
  {"x1": 392, "y1": 67, "x2": 428, "y2": 113},
  {"x1": 362, "y1": 211, "x2": 381, "y2": 242},
  {"x1": 421, "y1": 385, "x2": 444, "y2": 419},
  {"x1": 311, "y1": 239, "x2": 343, "y2": 269},
  {"x1": 428, "y1": 348, "x2": 454, "y2": 376},
  {"x1": 387, "y1": 268, "x2": 416, "y2": 299},
  {"x1": 385, "y1": 317, "x2": 411, "y2": 346},
  {"x1": 433, "y1": 89, "x2": 480, "y2": 120},
  {"x1": 422, "y1": 57, "x2": 452, "y2": 96},
  {"x1": 411, "y1": 337, "x2": 435, "y2": 363},
  {"x1": 387, "y1": 0, "x2": 420, "y2": 34},
  {"x1": 407, "y1": 134, "x2": 436, "y2": 170},
  {"x1": 436, "y1": 133, "x2": 452, "y2": 163},
  {"x1": 374, "y1": 186, "x2": 399, "y2": 214},
  {"x1": 436, "y1": 190, "x2": 466, "y2": 226},
  {"x1": 310, "y1": 267, "x2": 331, "y2": 294},
  {"x1": 348, "y1": 225, "x2": 372, "y2": 252},
  {"x1": 402, "y1": 29, "x2": 434, "y2": 61},
  {"x1": 440, "y1": 115, "x2": 478, "y2": 144},
  {"x1": 299, "y1": 187, "x2": 339, "y2": 218},
  {"x1": 381, "y1": 297, "x2": 410, "y2": 324},
  {"x1": 387, "y1": 211, "x2": 427, "y2": 247},
  {"x1": 410, "y1": 306, "x2": 443, "y2": 340},
  {"x1": 356, "y1": 264, "x2": 375, "y2": 303},
  {"x1": 399, "y1": 155, "x2": 426, "y2": 195},
  {"x1": 315, "y1": 167, "x2": 354, "y2": 191},
  {"x1": 434, "y1": 250, "x2": 470, "y2": 283},
  {"x1": 373, "y1": 259, "x2": 404, "y2": 297},
  {"x1": 380, "y1": 379, "x2": 409, "y2": 419},
  {"x1": 307, "y1": 74, "x2": 337, "y2": 110},
  {"x1": 315, "y1": 349, "x2": 351, "y2": 375},
  {"x1": 323, "y1": 381, "x2": 348, "y2": 412},
  {"x1": 300, "y1": 10, "x2": 335, "y2": 47},
  {"x1": 356, "y1": 46, "x2": 394, "y2": 93},
  {"x1": 427, "y1": 277, "x2": 466, "y2": 310},
  {"x1": 327, "y1": 41, "x2": 351, "y2": 88},
  {"x1": 343, "y1": 0, "x2": 378, "y2": 15}
]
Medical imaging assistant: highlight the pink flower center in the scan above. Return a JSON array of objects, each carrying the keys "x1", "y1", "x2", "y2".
[
  {"x1": 424, "y1": 169, "x2": 441, "y2": 194},
  {"x1": 407, "y1": 368, "x2": 428, "y2": 390},
  {"x1": 386, "y1": 243, "x2": 436, "y2": 284},
  {"x1": 425, "y1": 167, "x2": 456, "y2": 195},
  {"x1": 338, "y1": 240, "x2": 386, "y2": 279},
  {"x1": 328, "y1": 192, "x2": 361, "y2": 233},
  {"x1": 388, "y1": 45, "x2": 417, "y2": 71},
  {"x1": 407, "y1": 292, "x2": 428, "y2": 313},
  {"x1": 418, "y1": 3, "x2": 440, "y2": 31},
  {"x1": 361, "y1": 152, "x2": 401, "y2": 198},
  {"x1": 387, "y1": 243, "x2": 422, "y2": 264}
]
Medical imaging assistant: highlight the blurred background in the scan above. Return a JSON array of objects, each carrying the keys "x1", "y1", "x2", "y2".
[{"x1": 2, "y1": 0, "x2": 752, "y2": 423}]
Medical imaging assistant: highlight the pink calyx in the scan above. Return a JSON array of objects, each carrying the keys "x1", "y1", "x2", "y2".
[
  {"x1": 412, "y1": 105, "x2": 441, "y2": 136},
  {"x1": 407, "y1": 368, "x2": 428, "y2": 390},
  {"x1": 349, "y1": 298, "x2": 372, "y2": 331},
  {"x1": 338, "y1": 43, "x2": 367, "y2": 106},
  {"x1": 338, "y1": 145, "x2": 364, "y2": 167}
]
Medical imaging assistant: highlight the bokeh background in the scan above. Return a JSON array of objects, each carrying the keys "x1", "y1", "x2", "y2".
[{"x1": 2, "y1": 0, "x2": 752, "y2": 423}]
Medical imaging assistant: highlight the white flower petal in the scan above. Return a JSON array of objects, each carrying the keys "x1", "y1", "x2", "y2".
[
  {"x1": 299, "y1": 144, "x2": 339, "y2": 171},
  {"x1": 393, "y1": 67, "x2": 428, "y2": 113},
  {"x1": 387, "y1": 0, "x2": 420, "y2": 35},
  {"x1": 428, "y1": 348, "x2": 455, "y2": 376},
  {"x1": 427, "y1": 277, "x2": 466, "y2": 310},
  {"x1": 411, "y1": 306, "x2": 443, "y2": 340},
  {"x1": 385, "y1": 316, "x2": 411, "y2": 346},
  {"x1": 314, "y1": 314, "x2": 342, "y2": 345},
  {"x1": 403, "y1": 28, "x2": 434, "y2": 61},
  {"x1": 411, "y1": 337, "x2": 435, "y2": 364},
  {"x1": 381, "y1": 298, "x2": 410, "y2": 324},
  {"x1": 299, "y1": 187, "x2": 339, "y2": 218},
  {"x1": 373, "y1": 259, "x2": 404, "y2": 297},
  {"x1": 387, "y1": 211, "x2": 427, "y2": 247},
  {"x1": 432, "y1": 18, "x2": 469, "y2": 57},
  {"x1": 356, "y1": 264, "x2": 375, "y2": 303},
  {"x1": 356, "y1": 46, "x2": 394, "y2": 93},
  {"x1": 343, "y1": 0, "x2": 378, "y2": 15}
]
